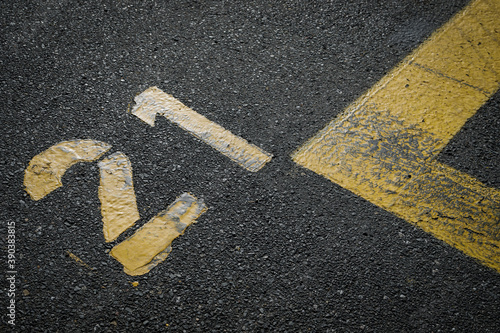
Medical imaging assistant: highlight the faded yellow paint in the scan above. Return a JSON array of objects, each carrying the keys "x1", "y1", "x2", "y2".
[
  {"x1": 66, "y1": 250, "x2": 95, "y2": 271},
  {"x1": 132, "y1": 87, "x2": 273, "y2": 172},
  {"x1": 24, "y1": 140, "x2": 112, "y2": 200},
  {"x1": 110, "y1": 193, "x2": 207, "y2": 276},
  {"x1": 292, "y1": 0, "x2": 500, "y2": 272},
  {"x1": 354, "y1": 65, "x2": 488, "y2": 151},
  {"x1": 24, "y1": 140, "x2": 208, "y2": 274},
  {"x1": 98, "y1": 152, "x2": 140, "y2": 242}
]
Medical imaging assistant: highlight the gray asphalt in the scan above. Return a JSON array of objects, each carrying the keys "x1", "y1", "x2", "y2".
[{"x1": 2, "y1": 0, "x2": 500, "y2": 332}]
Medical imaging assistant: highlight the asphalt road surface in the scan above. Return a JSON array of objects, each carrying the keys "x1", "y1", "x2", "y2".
[{"x1": 2, "y1": 0, "x2": 500, "y2": 332}]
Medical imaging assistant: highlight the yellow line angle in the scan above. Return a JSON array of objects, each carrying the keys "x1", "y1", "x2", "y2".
[
  {"x1": 24, "y1": 140, "x2": 112, "y2": 201},
  {"x1": 98, "y1": 152, "x2": 141, "y2": 242},
  {"x1": 110, "y1": 193, "x2": 207, "y2": 276},
  {"x1": 292, "y1": 0, "x2": 500, "y2": 272},
  {"x1": 131, "y1": 86, "x2": 273, "y2": 172}
]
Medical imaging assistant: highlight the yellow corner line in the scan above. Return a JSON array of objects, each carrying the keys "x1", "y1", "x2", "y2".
[{"x1": 292, "y1": 0, "x2": 500, "y2": 272}]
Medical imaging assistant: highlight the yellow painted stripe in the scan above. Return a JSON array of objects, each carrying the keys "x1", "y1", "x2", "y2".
[
  {"x1": 110, "y1": 193, "x2": 207, "y2": 276},
  {"x1": 132, "y1": 86, "x2": 273, "y2": 172},
  {"x1": 24, "y1": 140, "x2": 112, "y2": 201},
  {"x1": 292, "y1": 0, "x2": 500, "y2": 272},
  {"x1": 410, "y1": 0, "x2": 500, "y2": 94},
  {"x1": 98, "y1": 152, "x2": 141, "y2": 242}
]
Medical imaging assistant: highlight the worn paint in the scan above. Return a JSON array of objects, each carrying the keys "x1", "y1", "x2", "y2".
[
  {"x1": 66, "y1": 250, "x2": 95, "y2": 271},
  {"x1": 98, "y1": 152, "x2": 141, "y2": 242},
  {"x1": 110, "y1": 193, "x2": 207, "y2": 276},
  {"x1": 292, "y1": 0, "x2": 500, "y2": 272},
  {"x1": 24, "y1": 140, "x2": 209, "y2": 274},
  {"x1": 24, "y1": 140, "x2": 112, "y2": 200},
  {"x1": 132, "y1": 86, "x2": 273, "y2": 172}
]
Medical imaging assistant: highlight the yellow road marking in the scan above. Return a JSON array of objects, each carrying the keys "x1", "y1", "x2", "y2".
[
  {"x1": 24, "y1": 141, "x2": 209, "y2": 275},
  {"x1": 292, "y1": 0, "x2": 500, "y2": 272},
  {"x1": 132, "y1": 86, "x2": 273, "y2": 172},
  {"x1": 110, "y1": 193, "x2": 207, "y2": 276},
  {"x1": 24, "y1": 140, "x2": 112, "y2": 200},
  {"x1": 66, "y1": 250, "x2": 95, "y2": 271},
  {"x1": 98, "y1": 152, "x2": 141, "y2": 242}
]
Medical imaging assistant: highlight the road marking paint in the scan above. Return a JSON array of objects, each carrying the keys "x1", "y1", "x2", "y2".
[
  {"x1": 66, "y1": 250, "x2": 95, "y2": 271},
  {"x1": 410, "y1": 0, "x2": 500, "y2": 95},
  {"x1": 25, "y1": 140, "x2": 209, "y2": 275},
  {"x1": 24, "y1": 140, "x2": 112, "y2": 200},
  {"x1": 110, "y1": 193, "x2": 207, "y2": 276},
  {"x1": 24, "y1": 141, "x2": 140, "y2": 242},
  {"x1": 292, "y1": 0, "x2": 500, "y2": 272},
  {"x1": 98, "y1": 152, "x2": 141, "y2": 242},
  {"x1": 132, "y1": 86, "x2": 273, "y2": 172}
]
